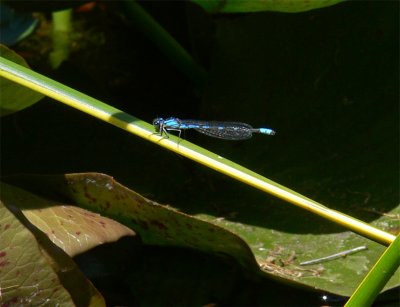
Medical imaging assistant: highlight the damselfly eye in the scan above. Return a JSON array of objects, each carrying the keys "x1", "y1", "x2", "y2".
[{"x1": 153, "y1": 118, "x2": 163, "y2": 126}]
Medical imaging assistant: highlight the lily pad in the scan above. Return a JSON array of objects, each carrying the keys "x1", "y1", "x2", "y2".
[
  {"x1": 0, "y1": 45, "x2": 45, "y2": 116},
  {"x1": 192, "y1": 0, "x2": 346, "y2": 13},
  {"x1": 0, "y1": 201, "x2": 105, "y2": 306},
  {"x1": 5, "y1": 173, "x2": 399, "y2": 297}
]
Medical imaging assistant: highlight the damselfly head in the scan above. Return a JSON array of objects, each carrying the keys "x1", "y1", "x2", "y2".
[{"x1": 152, "y1": 118, "x2": 163, "y2": 131}]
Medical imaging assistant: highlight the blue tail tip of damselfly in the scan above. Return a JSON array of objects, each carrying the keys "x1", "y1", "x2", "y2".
[{"x1": 259, "y1": 128, "x2": 276, "y2": 136}]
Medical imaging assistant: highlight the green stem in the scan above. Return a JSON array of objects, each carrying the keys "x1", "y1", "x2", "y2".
[
  {"x1": 122, "y1": 0, "x2": 207, "y2": 88},
  {"x1": 49, "y1": 9, "x2": 72, "y2": 68},
  {"x1": 345, "y1": 235, "x2": 400, "y2": 306}
]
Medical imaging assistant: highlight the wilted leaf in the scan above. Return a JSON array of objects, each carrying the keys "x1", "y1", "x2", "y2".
[
  {"x1": 0, "y1": 182, "x2": 135, "y2": 257},
  {"x1": 0, "y1": 45, "x2": 44, "y2": 116},
  {"x1": 192, "y1": 0, "x2": 346, "y2": 13},
  {"x1": 0, "y1": 201, "x2": 73, "y2": 305},
  {"x1": 0, "y1": 201, "x2": 105, "y2": 306},
  {"x1": 24, "y1": 205, "x2": 136, "y2": 257}
]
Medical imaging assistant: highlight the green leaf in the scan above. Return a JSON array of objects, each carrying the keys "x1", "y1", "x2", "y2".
[
  {"x1": 0, "y1": 45, "x2": 44, "y2": 116},
  {"x1": 0, "y1": 201, "x2": 105, "y2": 306},
  {"x1": 6, "y1": 173, "x2": 399, "y2": 297},
  {"x1": 192, "y1": 0, "x2": 346, "y2": 13},
  {"x1": 203, "y1": 208, "x2": 400, "y2": 297}
]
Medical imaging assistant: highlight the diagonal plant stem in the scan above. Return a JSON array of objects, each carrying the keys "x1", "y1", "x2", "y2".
[{"x1": 0, "y1": 56, "x2": 396, "y2": 247}]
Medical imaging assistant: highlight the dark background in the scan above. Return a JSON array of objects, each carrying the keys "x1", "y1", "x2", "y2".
[{"x1": 1, "y1": 1, "x2": 398, "y2": 305}]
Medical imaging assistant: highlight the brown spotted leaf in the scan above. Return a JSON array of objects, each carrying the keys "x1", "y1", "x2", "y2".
[
  {"x1": 0, "y1": 201, "x2": 105, "y2": 306},
  {"x1": 0, "y1": 182, "x2": 135, "y2": 257}
]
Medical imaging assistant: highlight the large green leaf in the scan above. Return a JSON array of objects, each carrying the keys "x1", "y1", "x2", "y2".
[
  {"x1": 6, "y1": 173, "x2": 399, "y2": 297},
  {"x1": 192, "y1": 0, "x2": 346, "y2": 13},
  {"x1": 0, "y1": 45, "x2": 44, "y2": 116}
]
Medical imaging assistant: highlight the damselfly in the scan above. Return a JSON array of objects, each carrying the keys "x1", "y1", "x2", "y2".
[{"x1": 153, "y1": 117, "x2": 275, "y2": 141}]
